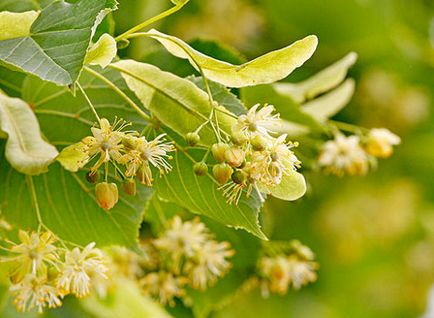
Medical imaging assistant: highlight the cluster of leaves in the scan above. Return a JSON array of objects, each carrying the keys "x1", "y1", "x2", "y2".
[{"x1": 0, "y1": 0, "x2": 401, "y2": 316}]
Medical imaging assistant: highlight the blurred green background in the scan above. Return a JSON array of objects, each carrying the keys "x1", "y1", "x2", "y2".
[{"x1": 113, "y1": 0, "x2": 434, "y2": 317}]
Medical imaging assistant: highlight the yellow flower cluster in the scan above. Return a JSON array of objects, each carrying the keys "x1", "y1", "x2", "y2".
[
  {"x1": 103, "y1": 216, "x2": 234, "y2": 307},
  {"x1": 60, "y1": 118, "x2": 175, "y2": 210},
  {"x1": 196, "y1": 104, "x2": 300, "y2": 205},
  {"x1": 318, "y1": 128, "x2": 400, "y2": 177},
  {"x1": 1, "y1": 231, "x2": 108, "y2": 313},
  {"x1": 257, "y1": 241, "x2": 318, "y2": 297},
  {"x1": 140, "y1": 216, "x2": 234, "y2": 305}
]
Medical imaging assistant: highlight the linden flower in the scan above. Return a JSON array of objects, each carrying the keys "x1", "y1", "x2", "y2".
[
  {"x1": 153, "y1": 216, "x2": 209, "y2": 268},
  {"x1": 140, "y1": 271, "x2": 187, "y2": 306},
  {"x1": 251, "y1": 134, "x2": 300, "y2": 186},
  {"x1": 232, "y1": 104, "x2": 280, "y2": 140},
  {"x1": 286, "y1": 255, "x2": 318, "y2": 290},
  {"x1": 5, "y1": 231, "x2": 59, "y2": 282},
  {"x1": 365, "y1": 128, "x2": 401, "y2": 158},
  {"x1": 10, "y1": 274, "x2": 61, "y2": 313},
  {"x1": 318, "y1": 134, "x2": 369, "y2": 177},
  {"x1": 120, "y1": 134, "x2": 174, "y2": 186},
  {"x1": 258, "y1": 256, "x2": 291, "y2": 297},
  {"x1": 57, "y1": 243, "x2": 108, "y2": 298},
  {"x1": 185, "y1": 240, "x2": 234, "y2": 290},
  {"x1": 83, "y1": 118, "x2": 128, "y2": 173}
]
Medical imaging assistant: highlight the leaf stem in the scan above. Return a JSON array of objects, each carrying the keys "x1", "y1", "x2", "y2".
[
  {"x1": 115, "y1": 3, "x2": 186, "y2": 42},
  {"x1": 26, "y1": 175, "x2": 45, "y2": 232},
  {"x1": 77, "y1": 82, "x2": 100, "y2": 122},
  {"x1": 328, "y1": 120, "x2": 369, "y2": 135},
  {"x1": 84, "y1": 67, "x2": 151, "y2": 122}
]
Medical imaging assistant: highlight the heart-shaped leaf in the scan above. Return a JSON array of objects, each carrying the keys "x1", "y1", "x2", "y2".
[{"x1": 0, "y1": 0, "x2": 118, "y2": 86}]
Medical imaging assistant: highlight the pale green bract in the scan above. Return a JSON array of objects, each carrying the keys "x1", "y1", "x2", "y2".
[
  {"x1": 0, "y1": 92, "x2": 58, "y2": 175},
  {"x1": 273, "y1": 52, "x2": 357, "y2": 103},
  {"x1": 82, "y1": 278, "x2": 171, "y2": 318},
  {"x1": 302, "y1": 78, "x2": 355, "y2": 122},
  {"x1": 146, "y1": 29, "x2": 318, "y2": 88},
  {"x1": 0, "y1": 0, "x2": 118, "y2": 86},
  {"x1": 85, "y1": 33, "x2": 117, "y2": 68},
  {"x1": 0, "y1": 10, "x2": 38, "y2": 41},
  {"x1": 259, "y1": 168, "x2": 307, "y2": 202},
  {"x1": 113, "y1": 60, "x2": 236, "y2": 145}
]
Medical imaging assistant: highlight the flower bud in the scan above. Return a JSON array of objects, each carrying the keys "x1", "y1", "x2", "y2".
[
  {"x1": 117, "y1": 38, "x2": 130, "y2": 50},
  {"x1": 365, "y1": 128, "x2": 401, "y2": 158},
  {"x1": 193, "y1": 162, "x2": 208, "y2": 176},
  {"x1": 95, "y1": 182, "x2": 118, "y2": 211},
  {"x1": 123, "y1": 178, "x2": 137, "y2": 196},
  {"x1": 213, "y1": 163, "x2": 233, "y2": 185},
  {"x1": 211, "y1": 143, "x2": 230, "y2": 163},
  {"x1": 122, "y1": 136, "x2": 137, "y2": 150},
  {"x1": 232, "y1": 170, "x2": 247, "y2": 185},
  {"x1": 231, "y1": 128, "x2": 248, "y2": 146},
  {"x1": 250, "y1": 135, "x2": 268, "y2": 151},
  {"x1": 225, "y1": 147, "x2": 245, "y2": 167},
  {"x1": 186, "y1": 132, "x2": 200, "y2": 146},
  {"x1": 86, "y1": 171, "x2": 99, "y2": 184}
]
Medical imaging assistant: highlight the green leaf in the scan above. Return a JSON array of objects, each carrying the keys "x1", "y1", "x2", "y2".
[
  {"x1": 0, "y1": 65, "x2": 27, "y2": 97},
  {"x1": 85, "y1": 33, "x2": 117, "y2": 68},
  {"x1": 188, "y1": 76, "x2": 247, "y2": 116},
  {"x1": 0, "y1": 68, "x2": 152, "y2": 247},
  {"x1": 112, "y1": 60, "x2": 236, "y2": 145},
  {"x1": 302, "y1": 78, "x2": 355, "y2": 122},
  {"x1": 146, "y1": 29, "x2": 318, "y2": 88},
  {"x1": 0, "y1": 146, "x2": 153, "y2": 247},
  {"x1": 0, "y1": 0, "x2": 118, "y2": 86},
  {"x1": 154, "y1": 150, "x2": 267, "y2": 240},
  {"x1": 273, "y1": 52, "x2": 357, "y2": 103},
  {"x1": 0, "y1": 0, "x2": 39, "y2": 12},
  {"x1": 0, "y1": 92, "x2": 58, "y2": 175},
  {"x1": 0, "y1": 11, "x2": 39, "y2": 41},
  {"x1": 81, "y1": 278, "x2": 171, "y2": 318}
]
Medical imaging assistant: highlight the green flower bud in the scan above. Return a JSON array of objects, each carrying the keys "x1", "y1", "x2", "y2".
[
  {"x1": 193, "y1": 162, "x2": 208, "y2": 176},
  {"x1": 117, "y1": 38, "x2": 130, "y2": 50},
  {"x1": 95, "y1": 182, "x2": 118, "y2": 211},
  {"x1": 225, "y1": 147, "x2": 246, "y2": 167},
  {"x1": 212, "y1": 163, "x2": 233, "y2": 185},
  {"x1": 250, "y1": 135, "x2": 268, "y2": 151},
  {"x1": 86, "y1": 171, "x2": 99, "y2": 184},
  {"x1": 122, "y1": 136, "x2": 137, "y2": 150},
  {"x1": 186, "y1": 132, "x2": 200, "y2": 146},
  {"x1": 123, "y1": 178, "x2": 137, "y2": 196},
  {"x1": 231, "y1": 127, "x2": 248, "y2": 146},
  {"x1": 231, "y1": 170, "x2": 247, "y2": 185},
  {"x1": 211, "y1": 142, "x2": 230, "y2": 163}
]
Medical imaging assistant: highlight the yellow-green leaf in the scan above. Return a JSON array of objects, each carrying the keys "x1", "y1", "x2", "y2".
[
  {"x1": 302, "y1": 79, "x2": 355, "y2": 122},
  {"x1": 0, "y1": 93, "x2": 58, "y2": 175},
  {"x1": 273, "y1": 52, "x2": 357, "y2": 103},
  {"x1": 85, "y1": 33, "x2": 117, "y2": 68},
  {"x1": 146, "y1": 29, "x2": 318, "y2": 88},
  {"x1": 0, "y1": 11, "x2": 39, "y2": 41}
]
